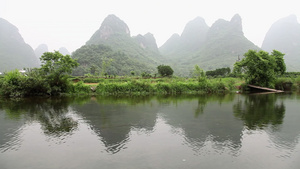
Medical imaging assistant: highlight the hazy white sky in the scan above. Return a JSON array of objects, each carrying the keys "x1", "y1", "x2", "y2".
[{"x1": 0, "y1": 0, "x2": 299, "y2": 53}]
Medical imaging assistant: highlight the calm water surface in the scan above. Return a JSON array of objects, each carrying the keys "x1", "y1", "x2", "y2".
[{"x1": 0, "y1": 93, "x2": 300, "y2": 169}]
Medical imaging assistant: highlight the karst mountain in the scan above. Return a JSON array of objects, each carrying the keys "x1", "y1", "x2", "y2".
[
  {"x1": 72, "y1": 14, "x2": 161, "y2": 76},
  {"x1": 0, "y1": 18, "x2": 39, "y2": 72},
  {"x1": 1, "y1": 14, "x2": 299, "y2": 75},
  {"x1": 160, "y1": 14, "x2": 260, "y2": 75},
  {"x1": 262, "y1": 15, "x2": 300, "y2": 71}
]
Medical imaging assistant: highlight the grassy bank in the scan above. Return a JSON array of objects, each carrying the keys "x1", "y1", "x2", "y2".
[
  {"x1": 72, "y1": 76, "x2": 300, "y2": 95},
  {"x1": 70, "y1": 77, "x2": 244, "y2": 95},
  {"x1": 2, "y1": 72, "x2": 299, "y2": 98},
  {"x1": 275, "y1": 76, "x2": 300, "y2": 91}
]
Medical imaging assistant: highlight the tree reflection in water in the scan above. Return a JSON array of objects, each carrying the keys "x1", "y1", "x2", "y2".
[
  {"x1": 0, "y1": 97, "x2": 79, "y2": 139},
  {"x1": 233, "y1": 93, "x2": 285, "y2": 130},
  {"x1": 0, "y1": 93, "x2": 289, "y2": 156}
]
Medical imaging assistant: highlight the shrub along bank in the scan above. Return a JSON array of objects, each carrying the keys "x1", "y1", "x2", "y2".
[
  {"x1": 0, "y1": 74, "x2": 242, "y2": 97},
  {"x1": 94, "y1": 77, "x2": 240, "y2": 95}
]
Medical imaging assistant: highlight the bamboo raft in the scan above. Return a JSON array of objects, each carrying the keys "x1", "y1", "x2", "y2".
[{"x1": 247, "y1": 84, "x2": 284, "y2": 93}]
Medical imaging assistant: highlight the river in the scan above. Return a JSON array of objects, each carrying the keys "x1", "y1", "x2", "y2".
[{"x1": 0, "y1": 93, "x2": 300, "y2": 169}]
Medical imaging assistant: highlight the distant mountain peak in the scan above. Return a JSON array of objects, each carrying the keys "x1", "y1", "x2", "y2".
[
  {"x1": 181, "y1": 16, "x2": 209, "y2": 41},
  {"x1": 99, "y1": 14, "x2": 130, "y2": 39},
  {"x1": 133, "y1": 32, "x2": 159, "y2": 53},
  {"x1": 159, "y1": 14, "x2": 258, "y2": 75},
  {"x1": 209, "y1": 13, "x2": 244, "y2": 37},
  {"x1": 230, "y1": 14, "x2": 242, "y2": 23},
  {"x1": 0, "y1": 18, "x2": 39, "y2": 71},
  {"x1": 34, "y1": 44, "x2": 48, "y2": 61},
  {"x1": 278, "y1": 14, "x2": 298, "y2": 23},
  {"x1": 58, "y1": 47, "x2": 70, "y2": 55},
  {"x1": 0, "y1": 18, "x2": 24, "y2": 43},
  {"x1": 230, "y1": 14, "x2": 243, "y2": 34},
  {"x1": 262, "y1": 14, "x2": 300, "y2": 71},
  {"x1": 86, "y1": 14, "x2": 131, "y2": 45}
]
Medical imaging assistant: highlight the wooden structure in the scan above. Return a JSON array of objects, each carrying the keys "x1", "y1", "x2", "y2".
[{"x1": 247, "y1": 84, "x2": 284, "y2": 93}]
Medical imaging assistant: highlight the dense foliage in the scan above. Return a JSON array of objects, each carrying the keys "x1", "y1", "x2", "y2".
[
  {"x1": 157, "y1": 65, "x2": 174, "y2": 77},
  {"x1": 0, "y1": 51, "x2": 79, "y2": 97},
  {"x1": 206, "y1": 67, "x2": 231, "y2": 77},
  {"x1": 192, "y1": 65, "x2": 207, "y2": 82},
  {"x1": 39, "y1": 51, "x2": 79, "y2": 94},
  {"x1": 95, "y1": 77, "x2": 239, "y2": 95},
  {"x1": 233, "y1": 49, "x2": 286, "y2": 88}
]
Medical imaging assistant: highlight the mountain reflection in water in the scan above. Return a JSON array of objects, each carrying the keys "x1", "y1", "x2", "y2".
[{"x1": 0, "y1": 93, "x2": 300, "y2": 169}]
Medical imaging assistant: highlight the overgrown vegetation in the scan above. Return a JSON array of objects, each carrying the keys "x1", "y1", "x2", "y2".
[
  {"x1": 234, "y1": 49, "x2": 286, "y2": 88},
  {"x1": 206, "y1": 67, "x2": 231, "y2": 77},
  {"x1": 157, "y1": 65, "x2": 174, "y2": 77},
  {"x1": 0, "y1": 51, "x2": 79, "y2": 97},
  {"x1": 71, "y1": 44, "x2": 156, "y2": 76},
  {"x1": 1, "y1": 49, "x2": 300, "y2": 98},
  {"x1": 94, "y1": 77, "x2": 241, "y2": 95}
]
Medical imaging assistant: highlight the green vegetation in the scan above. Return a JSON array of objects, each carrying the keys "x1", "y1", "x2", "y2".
[
  {"x1": 206, "y1": 67, "x2": 231, "y2": 77},
  {"x1": 94, "y1": 77, "x2": 241, "y2": 95},
  {"x1": 157, "y1": 65, "x2": 174, "y2": 77},
  {"x1": 234, "y1": 49, "x2": 286, "y2": 88},
  {"x1": 0, "y1": 51, "x2": 79, "y2": 97},
  {"x1": 1, "y1": 48, "x2": 299, "y2": 98},
  {"x1": 77, "y1": 15, "x2": 161, "y2": 77},
  {"x1": 275, "y1": 76, "x2": 300, "y2": 91},
  {"x1": 40, "y1": 51, "x2": 79, "y2": 94},
  {"x1": 72, "y1": 44, "x2": 156, "y2": 76},
  {"x1": 192, "y1": 65, "x2": 206, "y2": 82},
  {"x1": 233, "y1": 93, "x2": 285, "y2": 130}
]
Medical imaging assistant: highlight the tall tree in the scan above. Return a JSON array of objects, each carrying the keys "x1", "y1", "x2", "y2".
[
  {"x1": 157, "y1": 65, "x2": 174, "y2": 77},
  {"x1": 192, "y1": 65, "x2": 206, "y2": 82},
  {"x1": 40, "y1": 51, "x2": 79, "y2": 94},
  {"x1": 233, "y1": 50, "x2": 286, "y2": 88}
]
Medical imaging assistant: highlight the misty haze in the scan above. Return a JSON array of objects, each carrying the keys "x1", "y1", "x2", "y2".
[{"x1": 1, "y1": 1, "x2": 300, "y2": 169}]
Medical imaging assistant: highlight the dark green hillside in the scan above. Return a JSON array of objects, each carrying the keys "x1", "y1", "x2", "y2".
[
  {"x1": 262, "y1": 15, "x2": 300, "y2": 71},
  {"x1": 0, "y1": 18, "x2": 39, "y2": 72},
  {"x1": 72, "y1": 44, "x2": 155, "y2": 76},
  {"x1": 77, "y1": 14, "x2": 161, "y2": 76}
]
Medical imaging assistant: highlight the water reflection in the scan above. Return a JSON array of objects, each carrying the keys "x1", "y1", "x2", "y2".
[
  {"x1": 0, "y1": 110, "x2": 25, "y2": 152},
  {"x1": 0, "y1": 97, "x2": 79, "y2": 151},
  {"x1": 72, "y1": 96, "x2": 158, "y2": 154},
  {"x1": 233, "y1": 94, "x2": 285, "y2": 130},
  {"x1": 0, "y1": 93, "x2": 300, "y2": 168},
  {"x1": 159, "y1": 94, "x2": 243, "y2": 154}
]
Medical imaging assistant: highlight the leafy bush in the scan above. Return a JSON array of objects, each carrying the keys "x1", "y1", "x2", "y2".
[
  {"x1": 69, "y1": 81, "x2": 91, "y2": 94},
  {"x1": 0, "y1": 70, "x2": 27, "y2": 97},
  {"x1": 157, "y1": 65, "x2": 174, "y2": 77},
  {"x1": 234, "y1": 50, "x2": 286, "y2": 88},
  {"x1": 0, "y1": 51, "x2": 79, "y2": 97}
]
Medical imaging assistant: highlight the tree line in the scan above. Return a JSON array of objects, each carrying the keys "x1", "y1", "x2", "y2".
[{"x1": 0, "y1": 49, "x2": 292, "y2": 97}]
